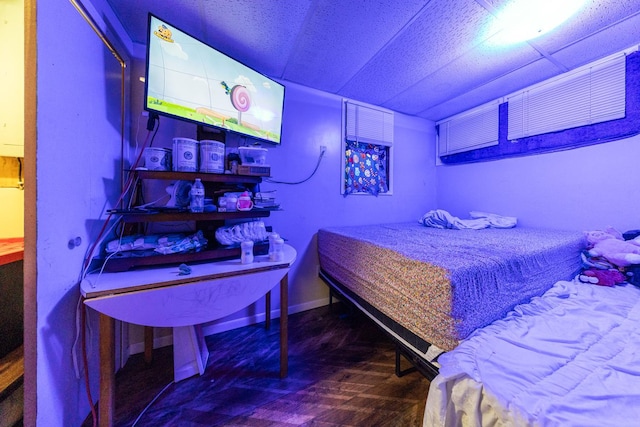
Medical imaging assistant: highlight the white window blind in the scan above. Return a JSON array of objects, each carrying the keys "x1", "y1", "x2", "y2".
[
  {"x1": 345, "y1": 101, "x2": 394, "y2": 145},
  {"x1": 437, "y1": 101, "x2": 499, "y2": 156},
  {"x1": 508, "y1": 54, "x2": 626, "y2": 139}
]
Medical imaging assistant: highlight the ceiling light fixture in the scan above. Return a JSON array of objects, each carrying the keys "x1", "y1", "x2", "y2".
[{"x1": 491, "y1": 0, "x2": 587, "y2": 45}]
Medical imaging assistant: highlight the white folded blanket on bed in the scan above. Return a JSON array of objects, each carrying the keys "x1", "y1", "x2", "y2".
[
  {"x1": 419, "y1": 209, "x2": 517, "y2": 229},
  {"x1": 424, "y1": 279, "x2": 640, "y2": 427}
]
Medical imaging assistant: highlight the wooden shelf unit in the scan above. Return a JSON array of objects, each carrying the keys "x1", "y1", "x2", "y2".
[{"x1": 98, "y1": 170, "x2": 274, "y2": 272}]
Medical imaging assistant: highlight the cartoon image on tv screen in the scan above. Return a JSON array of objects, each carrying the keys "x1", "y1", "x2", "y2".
[{"x1": 146, "y1": 17, "x2": 284, "y2": 143}]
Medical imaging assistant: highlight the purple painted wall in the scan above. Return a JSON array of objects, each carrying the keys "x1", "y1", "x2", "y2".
[
  {"x1": 33, "y1": 0, "x2": 129, "y2": 425},
  {"x1": 33, "y1": 2, "x2": 640, "y2": 425},
  {"x1": 260, "y1": 81, "x2": 437, "y2": 311},
  {"x1": 126, "y1": 60, "x2": 436, "y2": 338},
  {"x1": 436, "y1": 133, "x2": 640, "y2": 232}
]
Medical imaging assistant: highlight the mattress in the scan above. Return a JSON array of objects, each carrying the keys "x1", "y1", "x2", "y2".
[
  {"x1": 424, "y1": 279, "x2": 640, "y2": 427},
  {"x1": 317, "y1": 222, "x2": 585, "y2": 351}
]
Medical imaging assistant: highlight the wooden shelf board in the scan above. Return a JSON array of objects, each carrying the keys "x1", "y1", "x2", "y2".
[
  {"x1": 120, "y1": 210, "x2": 269, "y2": 223},
  {"x1": 96, "y1": 242, "x2": 269, "y2": 273},
  {"x1": 133, "y1": 170, "x2": 262, "y2": 184}
]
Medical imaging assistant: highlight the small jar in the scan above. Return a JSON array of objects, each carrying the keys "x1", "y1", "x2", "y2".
[
  {"x1": 240, "y1": 240, "x2": 254, "y2": 264},
  {"x1": 226, "y1": 196, "x2": 238, "y2": 212}
]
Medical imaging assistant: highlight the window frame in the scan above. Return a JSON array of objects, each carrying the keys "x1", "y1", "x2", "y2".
[{"x1": 341, "y1": 99, "x2": 394, "y2": 196}]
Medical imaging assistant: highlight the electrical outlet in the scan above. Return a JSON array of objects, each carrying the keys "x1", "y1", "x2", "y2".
[{"x1": 320, "y1": 145, "x2": 327, "y2": 154}]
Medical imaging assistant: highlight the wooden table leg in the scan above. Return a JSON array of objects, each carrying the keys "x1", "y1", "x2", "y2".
[
  {"x1": 265, "y1": 291, "x2": 271, "y2": 330},
  {"x1": 279, "y1": 274, "x2": 288, "y2": 378},
  {"x1": 99, "y1": 313, "x2": 115, "y2": 427}
]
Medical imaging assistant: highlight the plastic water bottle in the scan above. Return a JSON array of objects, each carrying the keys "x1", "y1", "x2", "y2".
[{"x1": 190, "y1": 178, "x2": 205, "y2": 213}]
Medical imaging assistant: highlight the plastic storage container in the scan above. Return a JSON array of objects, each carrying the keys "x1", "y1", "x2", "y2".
[{"x1": 238, "y1": 146, "x2": 268, "y2": 165}]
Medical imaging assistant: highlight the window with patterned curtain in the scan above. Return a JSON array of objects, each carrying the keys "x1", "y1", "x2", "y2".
[{"x1": 342, "y1": 100, "x2": 394, "y2": 196}]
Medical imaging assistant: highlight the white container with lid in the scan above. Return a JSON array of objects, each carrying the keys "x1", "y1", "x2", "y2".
[
  {"x1": 143, "y1": 147, "x2": 172, "y2": 171},
  {"x1": 199, "y1": 140, "x2": 225, "y2": 173},
  {"x1": 172, "y1": 137, "x2": 198, "y2": 172},
  {"x1": 238, "y1": 146, "x2": 268, "y2": 165}
]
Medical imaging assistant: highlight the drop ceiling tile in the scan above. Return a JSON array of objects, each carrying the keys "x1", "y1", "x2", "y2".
[
  {"x1": 550, "y1": 14, "x2": 640, "y2": 69},
  {"x1": 105, "y1": 0, "x2": 640, "y2": 123},
  {"x1": 417, "y1": 58, "x2": 560, "y2": 121},
  {"x1": 281, "y1": 0, "x2": 430, "y2": 93},
  {"x1": 106, "y1": 0, "x2": 202, "y2": 44},
  {"x1": 108, "y1": 0, "x2": 313, "y2": 77},
  {"x1": 198, "y1": 0, "x2": 313, "y2": 78},
  {"x1": 532, "y1": 1, "x2": 640, "y2": 55},
  {"x1": 339, "y1": 0, "x2": 498, "y2": 106},
  {"x1": 383, "y1": 34, "x2": 541, "y2": 115}
]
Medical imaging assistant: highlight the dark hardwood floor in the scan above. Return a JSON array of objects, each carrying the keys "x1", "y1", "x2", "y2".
[{"x1": 86, "y1": 302, "x2": 431, "y2": 426}]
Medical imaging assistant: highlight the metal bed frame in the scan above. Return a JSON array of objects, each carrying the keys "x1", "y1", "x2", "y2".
[{"x1": 319, "y1": 269, "x2": 442, "y2": 380}]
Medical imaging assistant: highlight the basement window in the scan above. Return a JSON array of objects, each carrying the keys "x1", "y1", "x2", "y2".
[
  {"x1": 439, "y1": 48, "x2": 637, "y2": 164},
  {"x1": 342, "y1": 100, "x2": 394, "y2": 196},
  {"x1": 508, "y1": 53, "x2": 626, "y2": 139},
  {"x1": 437, "y1": 100, "x2": 500, "y2": 156}
]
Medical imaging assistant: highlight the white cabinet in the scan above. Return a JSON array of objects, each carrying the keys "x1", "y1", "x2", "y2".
[{"x1": 0, "y1": 0, "x2": 24, "y2": 158}]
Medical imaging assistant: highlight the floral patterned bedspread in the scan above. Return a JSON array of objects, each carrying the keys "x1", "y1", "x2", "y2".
[{"x1": 317, "y1": 222, "x2": 585, "y2": 351}]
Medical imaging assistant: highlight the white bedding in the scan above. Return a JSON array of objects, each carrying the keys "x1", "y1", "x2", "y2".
[{"x1": 424, "y1": 279, "x2": 640, "y2": 427}]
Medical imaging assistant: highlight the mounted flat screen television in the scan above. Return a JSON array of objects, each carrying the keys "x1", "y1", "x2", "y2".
[{"x1": 144, "y1": 14, "x2": 285, "y2": 144}]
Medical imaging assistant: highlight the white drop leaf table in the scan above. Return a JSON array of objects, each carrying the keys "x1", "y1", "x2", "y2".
[{"x1": 80, "y1": 244, "x2": 296, "y2": 427}]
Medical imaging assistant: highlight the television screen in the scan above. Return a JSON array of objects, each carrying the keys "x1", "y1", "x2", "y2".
[{"x1": 144, "y1": 14, "x2": 285, "y2": 144}]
